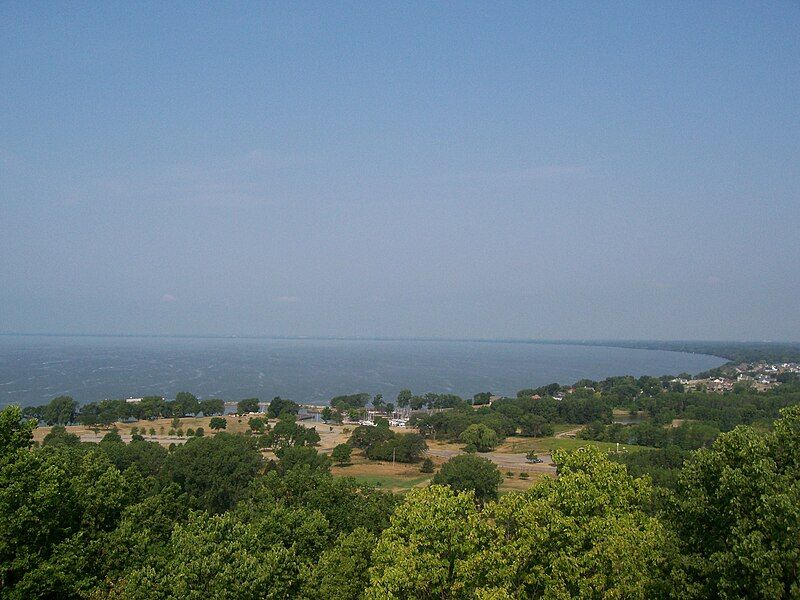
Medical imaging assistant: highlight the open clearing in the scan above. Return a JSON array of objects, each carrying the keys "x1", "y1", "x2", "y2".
[{"x1": 332, "y1": 454, "x2": 550, "y2": 493}]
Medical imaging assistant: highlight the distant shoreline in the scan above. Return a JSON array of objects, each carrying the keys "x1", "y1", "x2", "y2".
[{"x1": 3, "y1": 332, "x2": 799, "y2": 363}]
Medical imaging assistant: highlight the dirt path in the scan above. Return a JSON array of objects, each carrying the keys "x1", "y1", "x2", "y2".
[
  {"x1": 425, "y1": 447, "x2": 556, "y2": 474},
  {"x1": 555, "y1": 426, "x2": 583, "y2": 439}
]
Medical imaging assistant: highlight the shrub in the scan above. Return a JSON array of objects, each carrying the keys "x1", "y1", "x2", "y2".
[
  {"x1": 420, "y1": 457, "x2": 435, "y2": 473},
  {"x1": 519, "y1": 472, "x2": 529, "y2": 479}
]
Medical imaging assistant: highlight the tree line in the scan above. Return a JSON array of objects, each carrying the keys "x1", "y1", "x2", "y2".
[{"x1": 1, "y1": 403, "x2": 798, "y2": 598}]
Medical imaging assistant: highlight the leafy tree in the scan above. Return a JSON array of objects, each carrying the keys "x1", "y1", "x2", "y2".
[
  {"x1": 420, "y1": 457, "x2": 435, "y2": 473},
  {"x1": 237, "y1": 398, "x2": 260, "y2": 414},
  {"x1": 396, "y1": 389, "x2": 412, "y2": 411},
  {"x1": 117, "y1": 511, "x2": 303, "y2": 599},
  {"x1": 160, "y1": 433, "x2": 262, "y2": 513},
  {"x1": 459, "y1": 423, "x2": 500, "y2": 452},
  {"x1": 99, "y1": 437, "x2": 168, "y2": 477},
  {"x1": 365, "y1": 485, "x2": 483, "y2": 598},
  {"x1": 172, "y1": 391, "x2": 199, "y2": 417},
  {"x1": 42, "y1": 425, "x2": 81, "y2": 447},
  {"x1": 263, "y1": 416, "x2": 319, "y2": 449},
  {"x1": 43, "y1": 395, "x2": 78, "y2": 425},
  {"x1": 330, "y1": 393, "x2": 370, "y2": 412},
  {"x1": 0, "y1": 405, "x2": 35, "y2": 461},
  {"x1": 668, "y1": 405, "x2": 800, "y2": 599},
  {"x1": 276, "y1": 446, "x2": 332, "y2": 474},
  {"x1": 267, "y1": 396, "x2": 299, "y2": 419},
  {"x1": 366, "y1": 433, "x2": 428, "y2": 463},
  {"x1": 432, "y1": 454, "x2": 502, "y2": 504},
  {"x1": 471, "y1": 447, "x2": 676, "y2": 598},
  {"x1": 370, "y1": 448, "x2": 675, "y2": 598},
  {"x1": 305, "y1": 528, "x2": 377, "y2": 599},
  {"x1": 248, "y1": 417, "x2": 265, "y2": 433},
  {"x1": 199, "y1": 398, "x2": 225, "y2": 416},
  {"x1": 348, "y1": 425, "x2": 395, "y2": 451},
  {"x1": 472, "y1": 391, "x2": 492, "y2": 406},
  {"x1": 518, "y1": 414, "x2": 554, "y2": 437},
  {"x1": 101, "y1": 428, "x2": 123, "y2": 444},
  {"x1": 209, "y1": 416, "x2": 227, "y2": 430},
  {"x1": 331, "y1": 443, "x2": 352, "y2": 465}
]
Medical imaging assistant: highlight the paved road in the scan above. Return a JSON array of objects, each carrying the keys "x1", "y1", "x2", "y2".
[
  {"x1": 426, "y1": 447, "x2": 556, "y2": 473},
  {"x1": 79, "y1": 434, "x2": 189, "y2": 444}
]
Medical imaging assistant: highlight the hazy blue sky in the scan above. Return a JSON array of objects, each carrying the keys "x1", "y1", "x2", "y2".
[{"x1": 1, "y1": 3, "x2": 799, "y2": 341}]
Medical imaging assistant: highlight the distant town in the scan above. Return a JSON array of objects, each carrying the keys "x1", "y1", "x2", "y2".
[{"x1": 670, "y1": 361, "x2": 800, "y2": 393}]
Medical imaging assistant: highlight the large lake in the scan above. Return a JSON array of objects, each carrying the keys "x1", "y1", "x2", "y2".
[{"x1": 0, "y1": 335, "x2": 726, "y2": 406}]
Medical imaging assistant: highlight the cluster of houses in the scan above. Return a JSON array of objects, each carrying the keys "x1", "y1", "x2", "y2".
[{"x1": 671, "y1": 361, "x2": 800, "y2": 394}]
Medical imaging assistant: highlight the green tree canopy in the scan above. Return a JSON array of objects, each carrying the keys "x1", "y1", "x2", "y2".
[
  {"x1": 160, "y1": 433, "x2": 262, "y2": 513},
  {"x1": 267, "y1": 396, "x2": 299, "y2": 418},
  {"x1": 237, "y1": 398, "x2": 260, "y2": 414},
  {"x1": 432, "y1": 454, "x2": 502, "y2": 504},
  {"x1": 209, "y1": 416, "x2": 227, "y2": 430},
  {"x1": 459, "y1": 423, "x2": 500, "y2": 452}
]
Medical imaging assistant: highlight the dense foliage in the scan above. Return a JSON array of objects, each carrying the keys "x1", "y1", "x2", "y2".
[
  {"x1": 347, "y1": 424, "x2": 428, "y2": 463},
  {"x1": 2, "y1": 395, "x2": 799, "y2": 598}
]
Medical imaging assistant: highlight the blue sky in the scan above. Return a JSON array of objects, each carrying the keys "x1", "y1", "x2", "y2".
[{"x1": 1, "y1": 2, "x2": 799, "y2": 340}]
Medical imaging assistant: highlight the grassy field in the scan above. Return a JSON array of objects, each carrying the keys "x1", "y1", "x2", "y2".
[
  {"x1": 331, "y1": 457, "x2": 434, "y2": 492},
  {"x1": 332, "y1": 453, "x2": 549, "y2": 494},
  {"x1": 498, "y1": 435, "x2": 652, "y2": 454}
]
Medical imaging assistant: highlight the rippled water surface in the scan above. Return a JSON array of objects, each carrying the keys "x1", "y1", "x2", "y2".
[{"x1": 0, "y1": 336, "x2": 726, "y2": 406}]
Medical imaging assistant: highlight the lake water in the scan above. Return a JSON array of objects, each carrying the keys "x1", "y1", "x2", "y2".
[{"x1": 0, "y1": 335, "x2": 726, "y2": 406}]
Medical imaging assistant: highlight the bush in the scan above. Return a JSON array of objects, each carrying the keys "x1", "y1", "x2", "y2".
[
  {"x1": 186, "y1": 428, "x2": 195, "y2": 436},
  {"x1": 519, "y1": 472, "x2": 529, "y2": 479},
  {"x1": 195, "y1": 427, "x2": 204, "y2": 437},
  {"x1": 420, "y1": 457, "x2": 435, "y2": 473}
]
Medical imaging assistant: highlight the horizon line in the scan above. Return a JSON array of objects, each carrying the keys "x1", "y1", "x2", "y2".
[{"x1": 0, "y1": 331, "x2": 796, "y2": 346}]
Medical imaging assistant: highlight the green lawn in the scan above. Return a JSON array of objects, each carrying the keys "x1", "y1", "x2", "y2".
[
  {"x1": 549, "y1": 423, "x2": 583, "y2": 434},
  {"x1": 346, "y1": 473, "x2": 433, "y2": 491}
]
